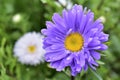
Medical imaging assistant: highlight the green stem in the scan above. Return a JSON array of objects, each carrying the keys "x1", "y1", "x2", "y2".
[
  {"x1": 71, "y1": 76, "x2": 75, "y2": 80},
  {"x1": 97, "y1": 0, "x2": 104, "y2": 10}
]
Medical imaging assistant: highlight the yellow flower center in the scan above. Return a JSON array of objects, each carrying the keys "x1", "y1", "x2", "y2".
[
  {"x1": 64, "y1": 32, "x2": 84, "y2": 52},
  {"x1": 28, "y1": 45, "x2": 36, "y2": 53}
]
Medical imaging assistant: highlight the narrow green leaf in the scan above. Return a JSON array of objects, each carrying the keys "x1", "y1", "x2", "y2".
[
  {"x1": 63, "y1": 67, "x2": 71, "y2": 77},
  {"x1": 90, "y1": 69, "x2": 103, "y2": 80},
  {"x1": 97, "y1": 61, "x2": 105, "y2": 65}
]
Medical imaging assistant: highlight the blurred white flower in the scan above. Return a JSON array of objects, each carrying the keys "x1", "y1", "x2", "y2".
[
  {"x1": 14, "y1": 32, "x2": 45, "y2": 65},
  {"x1": 58, "y1": 0, "x2": 73, "y2": 9},
  {"x1": 12, "y1": 14, "x2": 21, "y2": 23},
  {"x1": 66, "y1": 1, "x2": 72, "y2": 10},
  {"x1": 99, "y1": 16, "x2": 106, "y2": 23},
  {"x1": 59, "y1": 0, "x2": 67, "y2": 6}
]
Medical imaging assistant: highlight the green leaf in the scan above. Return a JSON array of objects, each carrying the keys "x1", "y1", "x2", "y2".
[
  {"x1": 63, "y1": 67, "x2": 71, "y2": 77},
  {"x1": 90, "y1": 69, "x2": 103, "y2": 80},
  {"x1": 0, "y1": 64, "x2": 10, "y2": 80},
  {"x1": 97, "y1": 61, "x2": 105, "y2": 65}
]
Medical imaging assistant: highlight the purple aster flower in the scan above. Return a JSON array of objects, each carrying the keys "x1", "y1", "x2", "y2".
[{"x1": 42, "y1": 4, "x2": 109, "y2": 76}]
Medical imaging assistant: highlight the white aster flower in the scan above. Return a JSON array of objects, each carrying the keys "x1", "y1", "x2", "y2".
[
  {"x1": 58, "y1": 0, "x2": 73, "y2": 9},
  {"x1": 14, "y1": 32, "x2": 45, "y2": 65}
]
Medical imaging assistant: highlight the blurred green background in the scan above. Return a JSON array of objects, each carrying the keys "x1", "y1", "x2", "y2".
[{"x1": 0, "y1": 0, "x2": 120, "y2": 80}]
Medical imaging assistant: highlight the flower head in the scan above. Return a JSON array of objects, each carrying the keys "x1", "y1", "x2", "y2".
[
  {"x1": 99, "y1": 16, "x2": 106, "y2": 23},
  {"x1": 12, "y1": 14, "x2": 21, "y2": 23},
  {"x1": 14, "y1": 32, "x2": 45, "y2": 65},
  {"x1": 42, "y1": 4, "x2": 109, "y2": 76}
]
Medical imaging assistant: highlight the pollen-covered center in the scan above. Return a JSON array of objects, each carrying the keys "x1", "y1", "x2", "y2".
[
  {"x1": 28, "y1": 45, "x2": 36, "y2": 53},
  {"x1": 64, "y1": 32, "x2": 84, "y2": 52}
]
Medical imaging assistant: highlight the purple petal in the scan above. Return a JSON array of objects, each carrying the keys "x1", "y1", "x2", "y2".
[
  {"x1": 63, "y1": 54, "x2": 74, "y2": 65},
  {"x1": 83, "y1": 11, "x2": 94, "y2": 34},
  {"x1": 50, "y1": 61, "x2": 61, "y2": 69},
  {"x1": 88, "y1": 39, "x2": 101, "y2": 47},
  {"x1": 41, "y1": 29, "x2": 48, "y2": 35},
  {"x1": 99, "y1": 32, "x2": 109, "y2": 42},
  {"x1": 98, "y1": 44, "x2": 108, "y2": 50},
  {"x1": 89, "y1": 44, "x2": 108, "y2": 50},
  {"x1": 45, "y1": 51, "x2": 67, "y2": 62},
  {"x1": 79, "y1": 15, "x2": 87, "y2": 34},
  {"x1": 78, "y1": 52, "x2": 85, "y2": 67},
  {"x1": 89, "y1": 63, "x2": 96, "y2": 70},
  {"x1": 90, "y1": 50, "x2": 101, "y2": 60},
  {"x1": 63, "y1": 9, "x2": 76, "y2": 30},
  {"x1": 52, "y1": 13, "x2": 66, "y2": 32},
  {"x1": 90, "y1": 60, "x2": 99, "y2": 66},
  {"x1": 84, "y1": 63, "x2": 88, "y2": 71}
]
